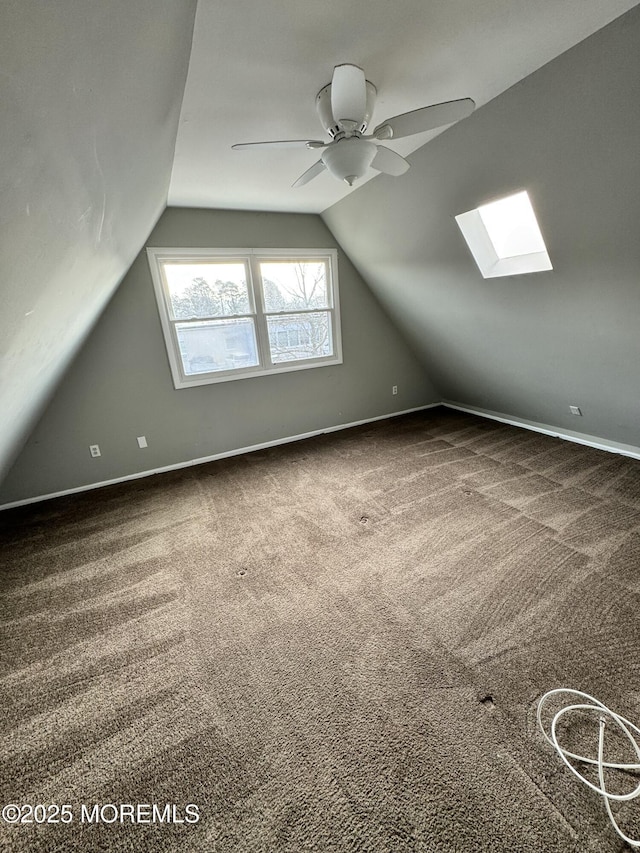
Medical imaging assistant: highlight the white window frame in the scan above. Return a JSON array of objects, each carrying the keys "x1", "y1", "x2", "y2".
[{"x1": 146, "y1": 247, "x2": 342, "y2": 389}]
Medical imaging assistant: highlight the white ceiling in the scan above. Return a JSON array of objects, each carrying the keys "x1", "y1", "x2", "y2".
[{"x1": 168, "y1": 0, "x2": 639, "y2": 215}]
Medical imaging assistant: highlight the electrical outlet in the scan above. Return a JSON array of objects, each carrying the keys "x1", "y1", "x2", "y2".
[
  {"x1": 89, "y1": 444, "x2": 101, "y2": 457},
  {"x1": 392, "y1": 385, "x2": 398, "y2": 395},
  {"x1": 569, "y1": 405, "x2": 582, "y2": 416},
  {"x1": 137, "y1": 436, "x2": 148, "y2": 448}
]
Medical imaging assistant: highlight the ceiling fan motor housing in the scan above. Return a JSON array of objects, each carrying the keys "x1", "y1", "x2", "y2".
[{"x1": 316, "y1": 80, "x2": 377, "y2": 138}]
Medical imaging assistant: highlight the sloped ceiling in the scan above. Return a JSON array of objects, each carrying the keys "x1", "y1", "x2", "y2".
[
  {"x1": 169, "y1": 0, "x2": 639, "y2": 213},
  {"x1": 0, "y1": 0, "x2": 197, "y2": 481},
  {"x1": 322, "y1": 6, "x2": 640, "y2": 448}
]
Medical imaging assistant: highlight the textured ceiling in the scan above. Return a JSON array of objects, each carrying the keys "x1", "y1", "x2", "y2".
[{"x1": 168, "y1": 0, "x2": 639, "y2": 214}]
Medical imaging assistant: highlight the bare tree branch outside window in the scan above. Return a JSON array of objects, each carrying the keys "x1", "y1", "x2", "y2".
[{"x1": 261, "y1": 262, "x2": 331, "y2": 361}]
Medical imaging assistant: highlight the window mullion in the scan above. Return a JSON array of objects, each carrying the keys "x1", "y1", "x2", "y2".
[{"x1": 249, "y1": 255, "x2": 272, "y2": 368}]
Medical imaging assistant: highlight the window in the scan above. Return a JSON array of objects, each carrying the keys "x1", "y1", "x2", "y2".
[
  {"x1": 455, "y1": 190, "x2": 552, "y2": 278},
  {"x1": 146, "y1": 247, "x2": 342, "y2": 388}
]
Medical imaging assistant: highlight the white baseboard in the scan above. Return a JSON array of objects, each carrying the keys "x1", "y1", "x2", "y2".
[
  {"x1": 442, "y1": 401, "x2": 640, "y2": 460},
  {"x1": 0, "y1": 404, "x2": 440, "y2": 511},
  {"x1": 4, "y1": 401, "x2": 639, "y2": 512}
]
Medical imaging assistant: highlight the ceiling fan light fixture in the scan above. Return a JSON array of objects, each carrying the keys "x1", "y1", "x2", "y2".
[
  {"x1": 321, "y1": 138, "x2": 377, "y2": 185},
  {"x1": 232, "y1": 63, "x2": 475, "y2": 190}
]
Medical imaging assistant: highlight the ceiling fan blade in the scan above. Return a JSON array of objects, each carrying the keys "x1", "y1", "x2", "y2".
[
  {"x1": 374, "y1": 97, "x2": 475, "y2": 140},
  {"x1": 232, "y1": 139, "x2": 325, "y2": 151},
  {"x1": 292, "y1": 159, "x2": 326, "y2": 188},
  {"x1": 331, "y1": 64, "x2": 367, "y2": 126},
  {"x1": 371, "y1": 145, "x2": 410, "y2": 176}
]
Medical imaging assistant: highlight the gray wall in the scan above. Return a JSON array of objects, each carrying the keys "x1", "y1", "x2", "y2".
[
  {"x1": 323, "y1": 6, "x2": 640, "y2": 449},
  {"x1": 0, "y1": 0, "x2": 197, "y2": 483},
  {"x1": 0, "y1": 209, "x2": 436, "y2": 505}
]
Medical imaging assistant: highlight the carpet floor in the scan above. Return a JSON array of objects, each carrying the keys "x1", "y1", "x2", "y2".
[{"x1": 1, "y1": 407, "x2": 639, "y2": 852}]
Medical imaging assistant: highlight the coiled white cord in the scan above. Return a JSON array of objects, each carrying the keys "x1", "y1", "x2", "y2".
[{"x1": 537, "y1": 688, "x2": 640, "y2": 848}]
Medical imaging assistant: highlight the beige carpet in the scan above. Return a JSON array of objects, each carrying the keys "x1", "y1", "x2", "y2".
[{"x1": 1, "y1": 407, "x2": 639, "y2": 852}]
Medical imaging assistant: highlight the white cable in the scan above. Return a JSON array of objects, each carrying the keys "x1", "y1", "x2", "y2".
[{"x1": 537, "y1": 688, "x2": 640, "y2": 848}]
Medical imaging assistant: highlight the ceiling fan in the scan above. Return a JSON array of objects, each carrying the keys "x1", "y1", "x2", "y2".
[{"x1": 232, "y1": 64, "x2": 475, "y2": 188}]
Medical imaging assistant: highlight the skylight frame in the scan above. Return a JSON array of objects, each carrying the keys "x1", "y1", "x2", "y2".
[{"x1": 455, "y1": 190, "x2": 553, "y2": 278}]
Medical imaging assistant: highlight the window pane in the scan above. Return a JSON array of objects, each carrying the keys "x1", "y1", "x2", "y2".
[
  {"x1": 162, "y1": 262, "x2": 251, "y2": 319},
  {"x1": 260, "y1": 261, "x2": 329, "y2": 311},
  {"x1": 176, "y1": 319, "x2": 259, "y2": 375},
  {"x1": 267, "y1": 312, "x2": 333, "y2": 363}
]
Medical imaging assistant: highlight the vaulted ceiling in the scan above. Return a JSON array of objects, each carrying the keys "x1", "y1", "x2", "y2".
[
  {"x1": 170, "y1": 0, "x2": 638, "y2": 213},
  {"x1": 1, "y1": 0, "x2": 637, "y2": 483}
]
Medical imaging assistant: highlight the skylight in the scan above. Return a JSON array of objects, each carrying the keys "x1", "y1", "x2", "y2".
[{"x1": 455, "y1": 190, "x2": 552, "y2": 278}]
